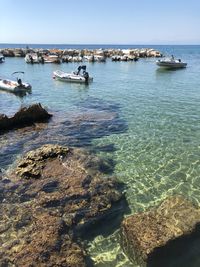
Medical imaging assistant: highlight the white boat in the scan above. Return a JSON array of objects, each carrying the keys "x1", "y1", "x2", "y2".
[
  {"x1": 0, "y1": 54, "x2": 5, "y2": 63},
  {"x1": 53, "y1": 65, "x2": 93, "y2": 83},
  {"x1": 25, "y1": 53, "x2": 60, "y2": 64},
  {"x1": 84, "y1": 55, "x2": 95, "y2": 62},
  {"x1": 94, "y1": 55, "x2": 106, "y2": 62},
  {"x1": 0, "y1": 72, "x2": 32, "y2": 94},
  {"x1": 156, "y1": 57, "x2": 187, "y2": 69},
  {"x1": 25, "y1": 53, "x2": 40, "y2": 63},
  {"x1": 44, "y1": 54, "x2": 61, "y2": 64}
]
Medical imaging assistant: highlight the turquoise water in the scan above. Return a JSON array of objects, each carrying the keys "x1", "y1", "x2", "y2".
[{"x1": 1, "y1": 45, "x2": 200, "y2": 266}]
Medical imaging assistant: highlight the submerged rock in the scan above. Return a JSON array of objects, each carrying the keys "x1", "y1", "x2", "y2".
[
  {"x1": 121, "y1": 196, "x2": 200, "y2": 267},
  {"x1": 0, "y1": 206, "x2": 87, "y2": 267},
  {"x1": 0, "y1": 97, "x2": 128, "y2": 169},
  {"x1": 0, "y1": 97, "x2": 128, "y2": 170},
  {"x1": 1, "y1": 144, "x2": 127, "y2": 266},
  {"x1": 16, "y1": 144, "x2": 69, "y2": 179},
  {"x1": 0, "y1": 103, "x2": 52, "y2": 133}
]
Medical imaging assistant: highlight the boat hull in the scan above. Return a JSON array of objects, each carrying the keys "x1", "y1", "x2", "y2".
[
  {"x1": 156, "y1": 61, "x2": 187, "y2": 69},
  {"x1": 0, "y1": 79, "x2": 32, "y2": 94},
  {"x1": 53, "y1": 71, "x2": 93, "y2": 83},
  {"x1": 0, "y1": 57, "x2": 5, "y2": 63},
  {"x1": 54, "y1": 76, "x2": 88, "y2": 83}
]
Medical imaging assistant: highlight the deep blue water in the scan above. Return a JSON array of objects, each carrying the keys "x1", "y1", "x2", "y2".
[
  {"x1": 0, "y1": 43, "x2": 199, "y2": 51},
  {"x1": 1, "y1": 45, "x2": 200, "y2": 266}
]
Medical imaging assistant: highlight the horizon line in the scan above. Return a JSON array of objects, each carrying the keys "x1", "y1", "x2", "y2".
[{"x1": 0, "y1": 42, "x2": 200, "y2": 46}]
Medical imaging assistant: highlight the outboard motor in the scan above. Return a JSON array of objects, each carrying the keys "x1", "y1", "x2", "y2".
[{"x1": 83, "y1": 71, "x2": 89, "y2": 84}]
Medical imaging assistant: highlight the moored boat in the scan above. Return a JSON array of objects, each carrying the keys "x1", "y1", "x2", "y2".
[
  {"x1": 53, "y1": 65, "x2": 93, "y2": 83},
  {"x1": 25, "y1": 53, "x2": 61, "y2": 64},
  {"x1": 0, "y1": 72, "x2": 32, "y2": 94},
  {"x1": 0, "y1": 54, "x2": 5, "y2": 63},
  {"x1": 43, "y1": 54, "x2": 61, "y2": 64},
  {"x1": 156, "y1": 56, "x2": 187, "y2": 69},
  {"x1": 25, "y1": 53, "x2": 40, "y2": 63}
]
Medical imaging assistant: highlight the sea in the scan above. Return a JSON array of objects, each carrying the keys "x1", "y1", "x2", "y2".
[{"x1": 1, "y1": 44, "x2": 200, "y2": 266}]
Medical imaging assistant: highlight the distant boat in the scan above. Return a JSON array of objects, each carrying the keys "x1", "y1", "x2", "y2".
[
  {"x1": 0, "y1": 54, "x2": 5, "y2": 63},
  {"x1": 84, "y1": 55, "x2": 95, "y2": 62},
  {"x1": 43, "y1": 54, "x2": 61, "y2": 64},
  {"x1": 156, "y1": 57, "x2": 187, "y2": 69},
  {"x1": 53, "y1": 65, "x2": 93, "y2": 84},
  {"x1": 0, "y1": 72, "x2": 31, "y2": 94},
  {"x1": 25, "y1": 53, "x2": 61, "y2": 64},
  {"x1": 25, "y1": 54, "x2": 40, "y2": 63}
]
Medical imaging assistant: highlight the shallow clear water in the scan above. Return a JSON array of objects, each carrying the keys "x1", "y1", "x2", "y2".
[{"x1": 1, "y1": 45, "x2": 200, "y2": 266}]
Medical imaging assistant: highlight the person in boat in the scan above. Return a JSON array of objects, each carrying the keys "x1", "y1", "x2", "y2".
[
  {"x1": 17, "y1": 78, "x2": 22, "y2": 86},
  {"x1": 29, "y1": 55, "x2": 33, "y2": 64},
  {"x1": 40, "y1": 56, "x2": 44, "y2": 64},
  {"x1": 77, "y1": 65, "x2": 82, "y2": 75}
]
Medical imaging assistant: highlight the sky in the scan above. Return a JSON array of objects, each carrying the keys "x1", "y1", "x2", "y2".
[{"x1": 0, "y1": 0, "x2": 200, "y2": 44}]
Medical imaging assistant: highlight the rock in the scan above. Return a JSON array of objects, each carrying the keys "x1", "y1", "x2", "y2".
[
  {"x1": 0, "y1": 206, "x2": 87, "y2": 267},
  {"x1": 0, "y1": 144, "x2": 127, "y2": 266},
  {"x1": 0, "y1": 97, "x2": 128, "y2": 169},
  {"x1": 121, "y1": 196, "x2": 200, "y2": 266},
  {"x1": 1, "y1": 49, "x2": 15, "y2": 57},
  {"x1": 13, "y1": 145, "x2": 123, "y2": 230},
  {"x1": 16, "y1": 144, "x2": 69, "y2": 179},
  {"x1": 0, "y1": 103, "x2": 52, "y2": 133}
]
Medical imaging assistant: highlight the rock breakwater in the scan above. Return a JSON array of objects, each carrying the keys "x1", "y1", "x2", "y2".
[{"x1": 0, "y1": 47, "x2": 162, "y2": 63}]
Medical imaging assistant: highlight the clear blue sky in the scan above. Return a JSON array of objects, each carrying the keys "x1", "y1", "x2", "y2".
[{"x1": 0, "y1": 0, "x2": 200, "y2": 44}]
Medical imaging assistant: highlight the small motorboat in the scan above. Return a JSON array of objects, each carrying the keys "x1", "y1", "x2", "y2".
[
  {"x1": 0, "y1": 54, "x2": 5, "y2": 63},
  {"x1": 25, "y1": 53, "x2": 60, "y2": 64},
  {"x1": 156, "y1": 56, "x2": 187, "y2": 69},
  {"x1": 0, "y1": 72, "x2": 32, "y2": 94},
  {"x1": 44, "y1": 54, "x2": 61, "y2": 64},
  {"x1": 25, "y1": 53, "x2": 40, "y2": 63},
  {"x1": 53, "y1": 65, "x2": 93, "y2": 83}
]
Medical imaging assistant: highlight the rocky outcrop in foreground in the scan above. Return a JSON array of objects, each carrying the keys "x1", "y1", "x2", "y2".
[
  {"x1": 0, "y1": 103, "x2": 52, "y2": 133},
  {"x1": 121, "y1": 196, "x2": 200, "y2": 267},
  {"x1": 0, "y1": 144, "x2": 126, "y2": 266}
]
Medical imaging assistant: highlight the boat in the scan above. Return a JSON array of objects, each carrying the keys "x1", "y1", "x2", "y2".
[
  {"x1": 44, "y1": 54, "x2": 61, "y2": 64},
  {"x1": 25, "y1": 53, "x2": 40, "y2": 63},
  {"x1": 156, "y1": 56, "x2": 187, "y2": 69},
  {"x1": 0, "y1": 72, "x2": 32, "y2": 94},
  {"x1": 53, "y1": 65, "x2": 93, "y2": 83},
  {"x1": 0, "y1": 54, "x2": 5, "y2": 63},
  {"x1": 25, "y1": 53, "x2": 60, "y2": 64},
  {"x1": 94, "y1": 55, "x2": 106, "y2": 62},
  {"x1": 84, "y1": 55, "x2": 95, "y2": 62}
]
